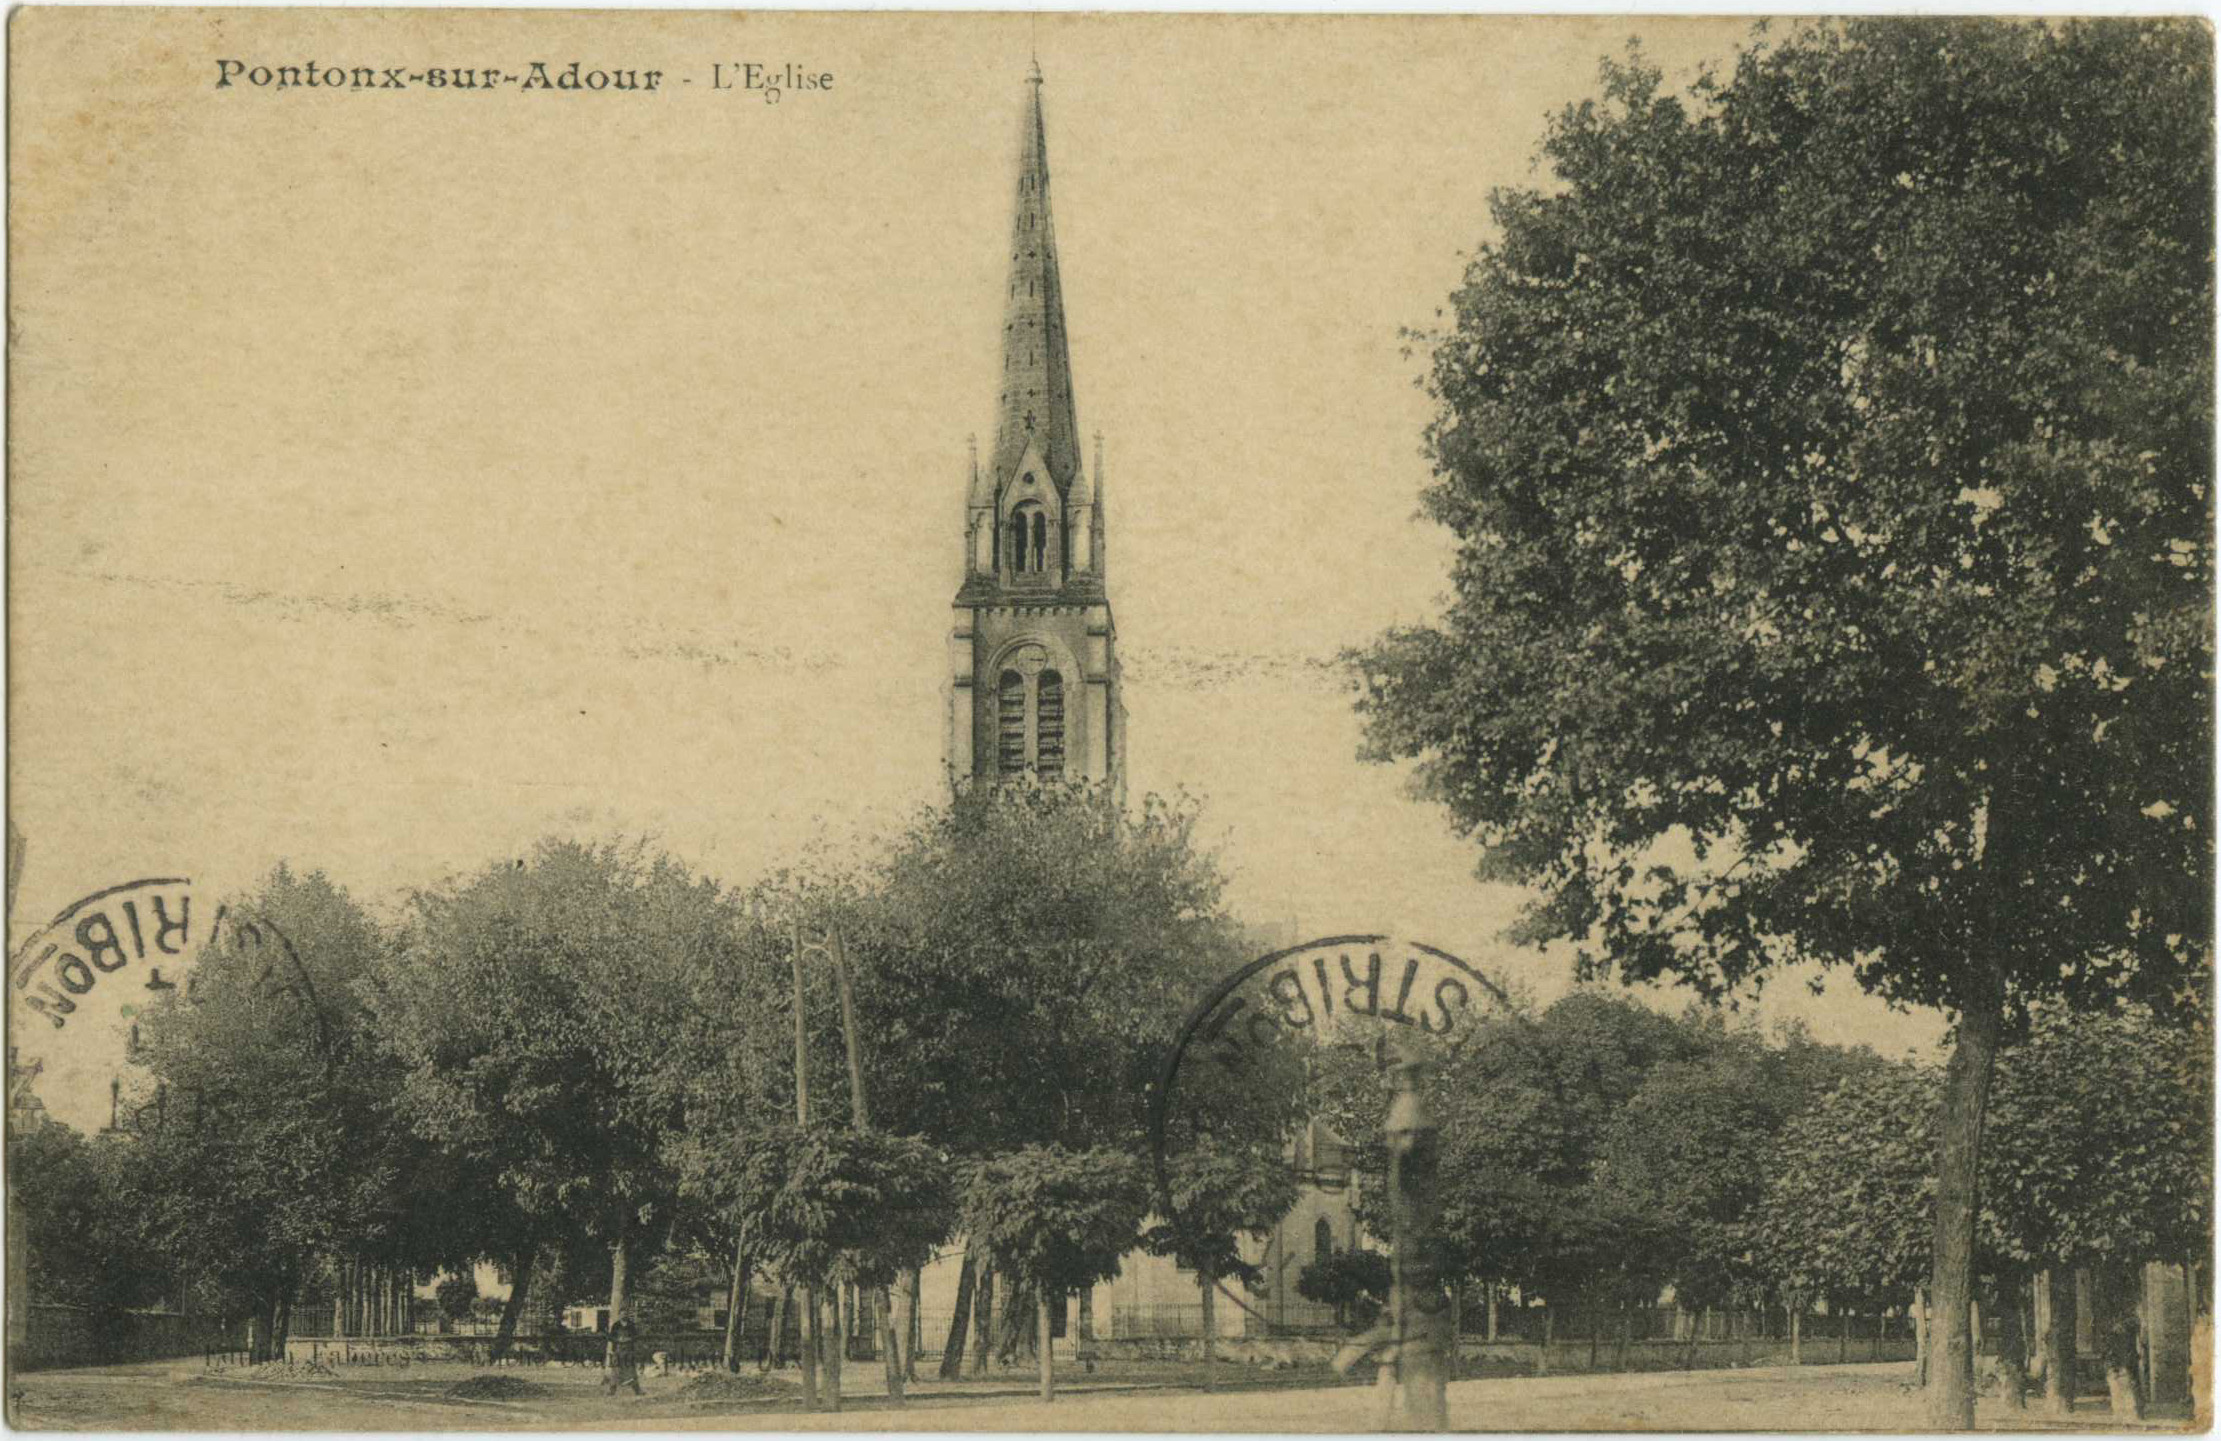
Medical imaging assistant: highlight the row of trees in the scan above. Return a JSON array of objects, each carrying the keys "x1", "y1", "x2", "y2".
[
  {"x1": 1301, "y1": 991, "x2": 2208, "y2": 1414},
  {"x1": 13, "y1": 784, "x2": 1305, "y2": 1404},
  {"x1": 1348, "y1": 15, "x2": 2213, "y2": 1426}
]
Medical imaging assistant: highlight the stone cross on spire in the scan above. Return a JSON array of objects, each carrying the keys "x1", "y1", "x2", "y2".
[{"x1": 991, "y1": 60, "x2": 1082, "y2": 496}]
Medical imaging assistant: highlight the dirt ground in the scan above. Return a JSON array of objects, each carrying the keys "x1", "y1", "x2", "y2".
[{"x1": 5, "y1": 1357, "x2": 2191, "y2": 1432}]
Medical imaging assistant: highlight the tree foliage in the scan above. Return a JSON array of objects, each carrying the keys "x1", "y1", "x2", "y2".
[
  {"x1": 1753, "y1": 1063, "x2": 1939, "y2": 1309},
  {"x1": 1983, "y1": 1003, "x2": 2213, "y2": 1270},
  {"x1": 1296, "y1": 1247, "x2": 1391, "y2": 1331},
  {"x1": 1348, "y1": 22, "x2": 2211, "y2": 1418},
  {"x1": 725, "y1": 1122, "x2": 955, "y2": 1291},
  {"x1": 1350, "y1": 19, "x2": 2211, "y2": 1017},
  {"x1": 7, "y1": 1125, "x2": 164, "y2": 1318},
  {"x1": 960, "y1": 1145, "x2": 1151, "y2": 1301},
  {"x1": 129, "y1": 867, "x2": 405, "y2": 1342},
  {"x1": 435, "y1": 1272, "x2": 479, "y2": 1322},
  {"x1": 855, "y1": 783, "x2": 1297, "y2": 1157},
  {"x1": 361, "y1": 840, "x2": 727, "y2": 1271},
  {"x1": 1143, "y1": 1144, "x2": 1301, "y2": 1285}
]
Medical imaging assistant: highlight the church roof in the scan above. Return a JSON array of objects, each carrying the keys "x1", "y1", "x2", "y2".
[{"x1": 990, "y1": 63, "x2": 1084, "y2": 499}]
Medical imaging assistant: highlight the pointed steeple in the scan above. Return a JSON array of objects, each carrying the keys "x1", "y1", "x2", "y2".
[{"x1": 992, "y1": 62, "x2": 1083, "y2": 497}]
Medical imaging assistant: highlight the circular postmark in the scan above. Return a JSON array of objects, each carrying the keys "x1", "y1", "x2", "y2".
[
  {"x1": 1146, "y1": 935, "x2": 1517, "y2": 1279},
  {"x1": 7, "y1": 877, "x2": 323, "y2": 1132}
]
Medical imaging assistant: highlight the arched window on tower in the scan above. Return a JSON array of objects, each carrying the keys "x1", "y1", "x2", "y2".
[
  {"x1": 997, "y1": 671, "x2": 1026, "y2": 775},
  {"x1": 1314, "y1": 1216, "x2": 1334, "y2": 1264},
  {"x1": 1036, "y1": 671, "x2": 1064, "y2": 775},
  {"x1": 1010, "y1": 500, "x2": 1045, "y2": 576}
]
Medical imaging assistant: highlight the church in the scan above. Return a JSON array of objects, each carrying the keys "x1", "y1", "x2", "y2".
[
  {"x1": 920, "y1": 61, "x2": 1358, "y2": 1359},
  {"x1": 943, "y1": 59, "x2": 1125, "y2": 796}
]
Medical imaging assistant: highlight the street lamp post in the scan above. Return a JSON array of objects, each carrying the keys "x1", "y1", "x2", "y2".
[{"x1": 1386, "y1": 1036, "x2": 1450, "y2": 1430}]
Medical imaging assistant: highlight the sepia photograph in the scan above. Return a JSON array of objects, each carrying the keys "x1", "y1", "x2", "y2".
[{"x1": 4, "y1": 9, "x2": 2213, "y2": 1432}]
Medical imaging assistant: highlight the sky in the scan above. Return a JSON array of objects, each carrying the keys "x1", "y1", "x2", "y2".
[{"x1": 9, "y1": 11, "x2": 1945, "y2": 1131}]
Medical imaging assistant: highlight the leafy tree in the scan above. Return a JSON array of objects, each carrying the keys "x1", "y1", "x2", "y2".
[
  {"x1": 130, "y1": 867, "x2": 402, "y2": 1360},
  {"x1": 652, "y1": 869, "x2": 829, "y2": 1372},
  {"x1": 721, "y1": 1122, "x2": 954, "y2": 1407},
  {"x1": 961, "y1": 1145, "x2": 1152, "y2": 1400},
  {"x1": 1296, "y1": 1247, "x2": 1391, "y2": 1332},
  {"x1": 362, "y1": 839, "x2": 726, "y2": 1379},
  {"x1": 8, "y1": 1124, "x2": 167, "y2": 1334},
  {"x1": 1316, "y1": 991, "x2": 1695, "y2": 1309},
  {"x1": 1598, "y1": 1041, "x2": 1773, "y2": 1321},
  {"x1": 434, "y1": 1273, "x2": 479, "y2": 1324},
  {"x1": 1597, "y1": 1013, "x2": 1868, "y2": 1332},
  {"x1": 1143, "y1": 1145, "x2": 1300, "y2": 1386},
  {"x1": 1350, "y1": 18, "x2": 2212, "y2": 1422},
  {"x1": 853, "y1": 783, "x2": 1303, "y2": 1370},
  {"x1": 1983, "y1": 1003, "x2": 2213, "y2": 1416},
  {"x1": 1753, "y1": 1064, "x2": 1939, "y2": 1332},
  {"x1": 857, "y1": 783, "x2": 1277, "y2": 1155}
]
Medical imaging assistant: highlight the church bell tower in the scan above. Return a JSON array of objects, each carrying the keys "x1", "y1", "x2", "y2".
[{"x1": 947, "y1": 63, "x2": 1123, "y2": 792}]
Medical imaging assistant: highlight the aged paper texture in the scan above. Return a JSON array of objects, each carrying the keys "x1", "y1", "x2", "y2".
[{"x1": 7, "y1": 8, "x2": 2212, "y2": 1432}]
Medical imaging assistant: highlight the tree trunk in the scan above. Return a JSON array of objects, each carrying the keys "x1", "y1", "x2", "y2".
[
  {"x1": 907, "y1": 1268, "x2": 923, "y2": 1381},
  {"x1": 1790, "y1": 1303, "x2": 1802, "y2": 1367},
  {"x1": 490, "y1": 1245, "x2": 534, "y2": 1364},
  {"x1": 1589, "y1": 1297, "x2": 1600, "y2": 1370},
  {"x1": 939, "y1": 1252, "x2": 976, "y2": 1379},
  {"x1": 274, "y1": 1291, "x2": 293, "y2": 1359},
  {"x1": 722, "y1": 1245, "x2": 750, "y2": 1372},
  {"x1": 1873, "y1": 1307, "x2": 1886, "y2": 1366},
  {"x1": 1540, "y1": 1303, "x2": 1552, "y2": 1376},
  {"x1": 1915, "y1": 1287, "x2": 1928, "y2": 1385},
  {"x1": 877, "y1": 1286, "x2": 904, "y2": 1405},
  {"x1": 603, "y1": 1235, "x2": 631, "y2": 1383},
  {"x1": 334, "y1": 1262, "x2": 347, "y2": 1339},
  {"x1": 1617, "y1": 1302, "x2": 1632, "y2": 1371},
  {"x1": 973, "y1": 1266, "x2": 995, "y2": 1376},
  {"x1": 1200, "y1": 1272, "x2": 1217, "y2": 1391},
  {"x1": 997, "y1": 1276, "x2": 1034, "y2": 1363},
  {"x1": 799, "y1": 1288, "x2": 821, "y2": 1409},
  {"x1": 762, "y1": 1287, "x2": 790, "y2": 1372},
  {"x1": 1994, "y1": 1275, "x2": 2028, "y2": 1409},
  {"x1": 2095, "y1": 1262, "x2": 2145, "y2": 1421},
  {"x1": 1038, "y1": 1287, "x2": 1055, "y2": 1401},
  {"x1": 1487, "y1": 1285, "x2": 1499, "y2": 1342},
  {"x1": 825, "y1": 1284, "x2": 844, "y2": 1412},
  {"x1": 1926, "y1": 951, "x2": 2005, "y2": 1428},
  {"x1": 892, "y1": 1270, "x2": 917, "y2": 1381}
]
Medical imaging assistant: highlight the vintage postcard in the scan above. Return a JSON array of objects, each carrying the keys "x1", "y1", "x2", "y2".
[{"x1": 6, "y1": 8, "x2": 2212, "y2": 1432}]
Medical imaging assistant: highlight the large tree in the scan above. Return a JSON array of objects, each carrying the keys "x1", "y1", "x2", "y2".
[
  {"x1": 960, "y1": 1145, "x2": 1152, "y2": 1401},
  {"x1": 1982, "y1": 1002, "x2": 2213, "y2": 1417},
  {"x1": 1350, "y1": 19, "x2": 2212, "y2": 1424},
  {"x1": 1143, "y1": 1145, "x2": 1300, "y2": 1388},
  {"x1": 130, "y1": 867, "x2": 405, "y2": 1359},
  {"x1": 851, "y1": 783, "x2": 1303, "y2": 1371},
  {"x1": 362, "y1": 838, "x2": 725, "y2": 1379}
]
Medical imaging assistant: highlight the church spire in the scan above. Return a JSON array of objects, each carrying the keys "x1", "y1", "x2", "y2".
[{"x1": 992, "y1": 62, "x2": 1082, "y2": 496}]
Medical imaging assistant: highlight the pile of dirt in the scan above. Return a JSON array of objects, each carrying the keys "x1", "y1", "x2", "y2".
[
  {"x1": 674, "y1": 1371, "x2": 781, "y2": 1402},
  {"x1": 444, "y1": 1374, "x2": 551, "y2": 1402}
]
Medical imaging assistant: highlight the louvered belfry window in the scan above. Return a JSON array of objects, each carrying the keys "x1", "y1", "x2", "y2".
[
  {"x1": 1036, "y1": 671, "x2": 1065, "y2": 775},
  {"x1": 998, "y1": 670, "x2": 1027, "y2": 775}
]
